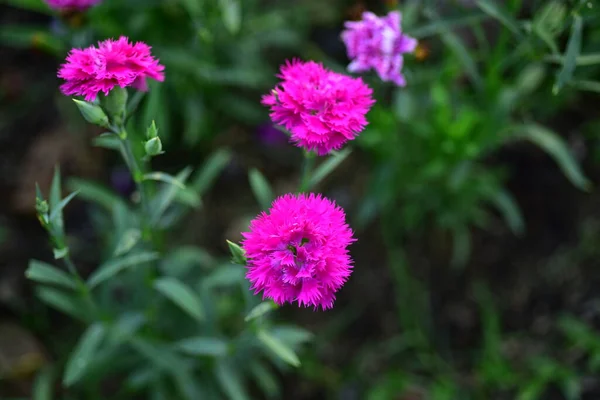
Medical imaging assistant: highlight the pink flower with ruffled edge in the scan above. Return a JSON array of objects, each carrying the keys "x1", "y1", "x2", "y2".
[
  {"x1": 341, "y1": 11, "x2": 417, "y2": 86},
  {"x1": 58, "y1": 36, "x2": 165, "y2": 101},
  {"x1": 45, "y1": 0, "x2": 102, "y2": 11},
  {"x1": 242, "y1": 193, "x2": 355, "y2": 310},
  {"x1": 262, "y1": 60, "x2": 374, "y2": 156}
]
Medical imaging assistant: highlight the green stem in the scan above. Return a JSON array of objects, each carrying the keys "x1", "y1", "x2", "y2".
[
  {"x1": 298, "y1": 151, "x2": 315, "y2": 193},
  {"x1": 117, "y1": 128, "x2": 154, "y2": 244},
  {"x1": 64, "y1": 253, "x2": 98, "y2": 319}
]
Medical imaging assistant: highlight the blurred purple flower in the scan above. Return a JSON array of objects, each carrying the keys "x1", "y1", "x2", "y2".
[
  {"x1": 110, "y1": 167, "x2": 135, "y2": 197},
  {"x1": 256, "y1": 123, "x2": 288, "y2": 146},
  {"x1": 341, "y1": 11, "x2": 417, "y2": 86}
]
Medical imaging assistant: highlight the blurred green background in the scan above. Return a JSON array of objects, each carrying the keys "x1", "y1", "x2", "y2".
[{"x1": 1, "y1": 0, "x2": 600, "y2": 399}]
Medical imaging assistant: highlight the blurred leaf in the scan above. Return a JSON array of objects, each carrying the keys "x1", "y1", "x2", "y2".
[
  {"x1": 63, "y1": 323, "x2": 105, "y2": 386},
  {"x1": 2, "y1": 0, "x2": 51, "y2": 14},
  {"x1": 491, "y1": 190, "x2": 524, "y2": 235},
  {"x1": 150, "y1": 167, "x2": 193, "y2": 225},
  {"x1": 183, "y1": 97, "x2": 205, "y2": 146},
  {"x1": 554, "y1": 14, "x2": 582, "y2": 93},
  {"x1": 113, "y1": 229, "x2": 142, "y2": 257},
  {"x1": 107, "y1": 313, "x2": 146, "y2": 346},
  {"x1": 32, "y1": 366, "x2": 54, "y2": 400},
  {"x1": 571, "y1": 79, "x2": 600, "y2": 93},
  {"x1": 513, "y1": 123, "x2": 591, "y2": 191},
  {"x1": 218, "y1": 0, "x2": 242, "y2": 34},
  {"x1": 49, "y1": 167, "x2": 63, "y2": 234},
  {"x1": 92, "y1": 133, "x2": 121, "y2": 150},
  {"x1": 68, "y1": 178, "x2": 129, "y2": 211},
  {"x1": 309, "y1": 149, "x2": 352, "y2": 188},
  {"x1": 175, "y1": 337, "x2": 229, "y2": 357},
  {"x1": 179, "y1": 0, "x2": 201, "y2": 17},
  {"x1": 408, "y1": 13, "x2": 487, "y2": 39},
  {"x1": 154, "y1": 277, "x2": 205, "y2": 322},
  {"x1": 0, "y1": 25, "x2": 62, "y2": 55},
  {"x1": 257, "y1": 330, "x2": 300, "y2": 367},
  {"x1": 475, "y1": 0, "x2": 522, "y2": 36},
  {"x1": 26, "y1": 260, "x2": 77, "y2": 290},
  {"x1": 249, "y1": 168, "x2": 274, "y2": 210},
  {"x1": 270, "y1": 326, "x2": 313, "y2": 348},
  {"x1": 546, "y1": 53, "x2": 600, "y2": 66},
  {"x1": 191, "y1": 149, "x2": 232, "y2": 196},
  {"x1": 36, "y1": 288, "x2": 88, "y2": 322},
  {"x1": 441, "y1": 31, "x2": 482, "y2": 89},
  {"x1": 129, "y1": 338, "x2": 187, "y2": 372},
  {"x1": 245, "y1": 301, "x2": 277, "y2": 322},
  {"x1": 215, "y1": 360, "x2": 250, "y2": 400},
  {"x1": 249, "y1": 361, "x2": 281, "y2": 399},
  {"x1": 88, "y1": 252, "x2": 159, "y2": 289},
  {"x1": 160, "y1": 246, "x2": 216, "y2": 277},
  {"x1": 202, "y1": 264, "x2": 245, "y2": 289},
  {"x1": 143, "y1": 172, "x2": 186, "y2": 189}
]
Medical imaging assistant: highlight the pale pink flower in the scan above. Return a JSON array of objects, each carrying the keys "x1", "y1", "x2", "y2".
[
  {"x1": 45, "y1": 0, "x2": 102, "y2": 10},
  {"x1": 341, "y1": 11, "x2": 417, "y2": 86},
  {"x1": 242, "y1": 193, "x2": 355, "y2": 310},
  {"x1": 58, "y1": 37, "x2": 165, "y2": 101},
  {"x1": 262, "y1": 60, "x2": 374, "y2": 156}
]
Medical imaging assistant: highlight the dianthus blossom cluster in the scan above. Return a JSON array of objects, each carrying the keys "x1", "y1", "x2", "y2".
[
  {"x1": 45, "y1": 0, "x2": 102, "y2": 10},
  {"x1": 241, "y1": 194, "x2": 355, "y2": 310},
  {"x1": 341, "y1": 11, "x2": 417, "y2": 86},
  {"x1": 262, "y1": 60, "x2": 374, "y2": 156},
  {"x1": 58, "y1": 36, "x2": 164, "y2": 101}
]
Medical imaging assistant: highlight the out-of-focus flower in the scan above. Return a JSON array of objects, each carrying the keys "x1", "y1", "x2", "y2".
[
  {"x1": 262, "y1": 60, "x2": 374, "y2": 156},
  {"x1": 242, "y1": 193, "x2": 355, "y2": 310},
  {"x1": 44, "y1": 0, "x2": 102, "y2": 11},
  {"x1": 341, "y1": 11, "x2": 417, "y2": 86},
  {"x1": 58, "y1": 36, "x2": 165, "y2": 101},
  {"x1": 256, "y1": 122, "x2": 288, "y2": 146}
]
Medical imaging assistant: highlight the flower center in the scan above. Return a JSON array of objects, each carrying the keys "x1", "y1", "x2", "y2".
[{"x1": 286, "y1": 238, "x2": 310, "y2": 257}]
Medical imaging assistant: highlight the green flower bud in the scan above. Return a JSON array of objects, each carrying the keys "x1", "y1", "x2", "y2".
[
  {"x1": 73, "y1": 99, "x2": 109, "y2": 128},
  {"x1": 146, "y1": 120, "x2": 158, "y2": 139},
  {"x1": 102, "y1": 86, "x2": 128, "y2": 123},
  {"x1": 144, "y1": 137, "x2": 163, "y2": 157},
  {"x1": 226, "y1": 240, "x2": 246, "y2": 265},
  {"x1": 35, "y1": 198, "x2": 49, "y2": 215}
]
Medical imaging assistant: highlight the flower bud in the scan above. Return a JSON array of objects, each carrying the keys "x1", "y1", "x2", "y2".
[
  {"x1": 73, "y1": 99, "x2": 109, "y2": 127},
  {"x1": 144, "y1": 137, "x2": 163, "y2": 157},
  {"x1": 35, "y1": 198, "x2": 49, "y2": 215},
  {"x1": 146, "y1": 120, "x2": 158, "y2": 139},
  {"x1": 226, "y1": 240, "x2": 247, "y2": 265},
  {"x1": 102, "y1": 86, "x2": 128, "y2": 123}
]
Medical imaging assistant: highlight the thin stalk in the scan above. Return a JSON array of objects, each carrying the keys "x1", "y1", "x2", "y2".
[{"x1": 298, "y1": 152, "x2": 316, "y2": 193}]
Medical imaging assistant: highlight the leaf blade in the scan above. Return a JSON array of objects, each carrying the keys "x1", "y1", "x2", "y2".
[
  {"x1": 87, "y1": 252, "x2": 159, "y2": 289},
  {"x1": 154, "y1": 277, "x2": 205, "y2": 322}
]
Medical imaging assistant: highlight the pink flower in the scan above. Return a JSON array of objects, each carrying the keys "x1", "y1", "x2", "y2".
[
  {"x1": 58, "y1": 36, "x2": 165, "y2": 101},
  {"x1": 262, "y1": 60, "x2": 374, "y2": 156},
  {"x1": 242, "y1": 193, "x2": 355, "y2": 310},
  {"x1": 341, "y1": 11, "x2": 417, "y2": 86},
  {"x1": 45, "y1": 0, "x2": 102, "y2": 10}
]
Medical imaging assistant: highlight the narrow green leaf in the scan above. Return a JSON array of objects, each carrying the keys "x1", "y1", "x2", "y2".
[
  {"x1": 32, "y1": 367, "x2": 54, "y2": 400},
  {"x1": 92, "y1": 133, "x2": 121, "y2": 150},
  {"x1": 150, "y1": 167, "x2": 193, "y2": 225},
  {"x1": 407, "y1": 13, "x2": 487, "y2": 39},
  {"x1": 36, "y1": 288, "x2": 88, "y2": 321},
  {"x1": 309, "y1": 148, "x2": 352, "y2": 188},
  {"x1": 0, "y1": 25, "x2": 62, "y2": 54},
  {"x1": 215, "y1": 360, "x2": 250, "y2": 400},
  {"x1": 227, "y1": 240, "x2": 247, "y2": 265},
  {"x1": 554, "y1": 14, "x2": 583, "y2": 93},
  {"x1": 571, "y1": 79, "x2": 600, "y2": 94},
  {"x1": 174, "y1": 337, "x2": 228, "y2": 357},
  {"x1": 441, "y1": 31, "x2": 482, "y2": 88},
  {"x1": 475, "y1": 0, "x2": 522, "y2": 36},
  {"x1": 87, "y1": 252, "x2": 159, "y2": 289},
  {"x1": 545, "y1": 53, "x2": 600, "y2": 66},
  {"x1": 2, "y1": 0, "x2": 52, "y2": 14},
  {"x1": 143, "y1": 172, "x2": 186, "y2": 189},
  {"x1": 49, "y1": 167, "x2": 63, "y2": 231},
  {"x1": 49, "y1": 191, "x2": 79, "y2": 224},
  {"x1": 26, "y1": 260, "x2": 77, "y2": 290},
  {"x1": 218, "y1": 0, "x2": 242, "y2": 34},
  {"x1": 63, "y1": 323, "x2": 105, "y2": 386},
  {"x1": 191, "y1": 149, "x2": 232, "y2": 196},
  {"x1": 154, "y1": 277, "x2": 205, "y2": 322},
  {"x1": 249, "y1": 169, "x2": 274, "y2": 210},
  {"x1": 202, "y1": 265, "x2": 245, "y2": 289},
  {"x1": 68, "y1": 178, "x2": 128, "y2": 211},
  {"x1": 180, "y1": 0, "x2": 202, "y2": 17},
  {"x1": 513, "y1": 123, "x2": 591, "y2": 191},
  {"x1": 245, "y1": 301, "x2": 278, "y2": 322},
  {"x1": 113, "y1": 229, "x2": 142, "y2": 257},
  {"x1": 249, "y1": 361, "x2": 281, "y2": 399},
  {"x1": 129, "y1": 338, "x2": 187, "y2": 372},
  {"x1": 257, "y1": 330, "x2": 300, "y2": 367},
  {"x1": 491, "y1": 190, "x2": 524, "y2": 235}
]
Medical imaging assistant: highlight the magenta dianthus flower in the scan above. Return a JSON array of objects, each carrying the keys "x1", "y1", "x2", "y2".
[
  {"x1": 58, "y1": 36, "x2": 165, "y2": 101},
  {"x1": 45, "y1": 0, "x2": 102, "y2": 10},
  {"x1": 242, "y1": 193, "x2": 355, "y2": 310},
  {"x1": 262, "y1": 60, "x2": 374, "y2": 156},
  {"x1": 341, "y1": 11, "x2": 417, "y2": 86}
]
